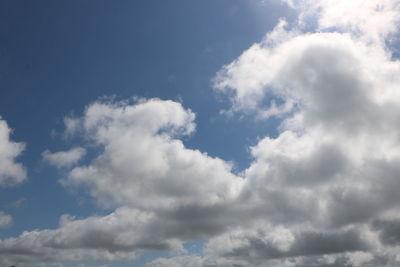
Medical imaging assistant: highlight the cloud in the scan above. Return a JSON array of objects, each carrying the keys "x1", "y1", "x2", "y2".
[
  {"x1": 0, "y1": 118, "x2": 26, "y2": 186},
  {"x1": 5, "y1": 91, "x2": 400, "y2": 266},
  {"x1": 4, "y1": 1, "x2": 400, "y2": 266},
  {"x1": 63, "y1": 117, "x2": 81, "y2": 137},
  {"x1": 62, "y1": 98, "x2": 243, "y2": 210},
  {"x1": 0, "y1": 207, "x2": 181, "y2": 266},
  {"x1": 295, "y1": 0, "x2": 400, "y2": 43},
  {"x1": 146, "y1": 0, "x2": 400, "y2": 265},
  {"x1": 0, "y1": 99, "x2": 244, "y2": 265},
  {"x1": 201, "y1": 226, "x2": 370, "y2": 266},
  {"x1": 42, "y1": 147, "x2": 86, "y2": 168},
  {"x1": 373, "y1": 218, "x2": 400, "y2": 246},
  {"x1": 214, "y1": 28, "x2": 398, "y2": 124},
  {"x1": 207, "y1": 1, "x2": 400, "y2": 264},
  {"x1": 0, "y1": 211, "x2": 12, "y2": 228},
  {"x1": 146, "y1": 255, "x2": 204, "y2": 267}
]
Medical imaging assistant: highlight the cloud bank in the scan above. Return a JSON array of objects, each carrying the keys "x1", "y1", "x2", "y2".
[{"x1": 3, "y1": 0, "x2": 400, "y2": 266}]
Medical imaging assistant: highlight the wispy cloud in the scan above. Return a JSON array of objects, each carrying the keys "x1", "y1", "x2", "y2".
[
  {"x1": 42, "y1": 147, "x2": 86, "y2": 168},
  {"x1": 0, "y1": 211, "x2": 12, "y2": 228}
]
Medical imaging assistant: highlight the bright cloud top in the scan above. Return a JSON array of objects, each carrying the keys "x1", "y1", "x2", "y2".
[{"x1": 63, "y1": 98, "x2": 243, "y2": 209}]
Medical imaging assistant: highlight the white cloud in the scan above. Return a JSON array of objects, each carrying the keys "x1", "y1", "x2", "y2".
[
  {"x1": 296, "y1": 0, "x2": 400, "y2": 43},
  {"x1": 0, "y1": 99, "x2": 246, "y2": 265},
  {"x1": 63, "y1": 98, "x2": 243, "y2": 210},
  {"x1": 209, "y1": 0, "x2": 400, "y2": 265},
  {"x1": 0, "y1": 211, "x2": 12, "y2": 228},
  {"x1": 5, "y1": 89, "x2": 400, "y2": 266},
  {"x1": 42, "y1": 147, "x2": 86, "y2": 168},
  {"x1": 4, "y1": 1, "x2": 400, "y2": 266},
  {"x1": 0, "y1": 207, "x2": 181, "y2": 266},
  {"x1": 0, "y1": 118, "x2": 26, "y2": 186},
  {"x1": 214, "y1": 28, "x2": 398, "y2": 123}
]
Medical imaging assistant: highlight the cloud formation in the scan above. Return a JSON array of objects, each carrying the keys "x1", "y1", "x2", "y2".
[
  {"x1": 42, "y1": 147, "x2": 86, "y2": 168},
  {"x1": 0, "y1": 208, "x2": 166, "y2": 266},
  {"x1": 63, "y1": 98, "x2": 242, "y2": 210},
  {"x1": 0, "y1": 118, "x2": 26, "y2": 186},
  {"x1": 0, "y1": 99, "x2": 244, "y2": 265},
  {"x1": 293, "y1": 0, "x2": 400, "y2": 42},
  {"x1": 3, "y1": 0, "x2": 400, "y2": 266}
]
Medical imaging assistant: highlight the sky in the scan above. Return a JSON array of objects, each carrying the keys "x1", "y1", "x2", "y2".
[{"x1": 2, "y1": 0, "x2": 400, "y2": 266}]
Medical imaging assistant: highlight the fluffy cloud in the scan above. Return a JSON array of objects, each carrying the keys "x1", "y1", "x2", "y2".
[
  {"x1": 214, "y1": 27, "x2": 399, "y2": 123},
  {"x1": 0, "y1": 207, "x2": 168, "y2": 265},
  {"x1": 152, "y1": 0, "x2": 400, "y2": 265},
  {"x1": 205, "y1": 0, "x2": 400, "y2": 265},
  {"x1": 0, "y1": 118, "x2": 26, "y2": 186},
  {"x1": 62, "y1": 98, "x2": 243, "y2": 210},
  {"x1": 42, "y1": 147, "x2": 86, "y2": 168},
  {"x1": 0, "y1": 99, "x2": 244, "y2": 265},
  {"x1": 3, "y1": 1, "x2": 400, "y2": 266},
  {"x1": 293, "y1": 0, "x2": 400, "y2": 42}
]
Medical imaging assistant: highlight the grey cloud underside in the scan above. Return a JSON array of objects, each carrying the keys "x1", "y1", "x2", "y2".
[
  {"x1": 373, "y1": 219, "x2": 400, "y2": 246},
  {"x1": 4, "y1": 0, "x2": 400, "y2": 266},
  {"x1": 218, "y1": 230, "x2": 368, "y2": 260}
]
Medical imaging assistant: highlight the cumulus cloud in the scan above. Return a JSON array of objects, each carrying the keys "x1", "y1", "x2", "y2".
[
  {"x1": 0, "y1": 207, "x2": 167, "y2": 265},
  {"x1": 3, "y1": 1, "x2": 400, "y2": 266},
  {"x1": 0, "y1": 211, "x2": 12, "y2": 228},
  {"x1": 42, "y1": 147, "x2": 86, "y2": 168},
  {"x1": 0, "y1": 99, "x2": 244, "y2": 264},
  {"x1": 295, "y1": 0, "x2": 400, "y2": 43},
  {"x1": 0, "y1": 117, "x2": 26, "y2": 186},
  {"x1": 148, "y1": 0, "x2": 400, "y2": 265},
  {"x1": 62, "y1": 98, "x2": 243, "y2": 210},
  {"x1": 199, "y1": 226, "x2": 371, "y2": 266}
]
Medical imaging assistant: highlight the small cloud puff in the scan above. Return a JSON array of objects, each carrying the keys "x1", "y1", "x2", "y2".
[
  {"x1": 42, "y1": 147, "x2": 86, "y2": 168},
  {"x1": 0, "y1": 211, "x2": 12, "y2": 228}
]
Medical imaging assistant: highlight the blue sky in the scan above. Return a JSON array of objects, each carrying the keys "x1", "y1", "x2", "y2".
[
  {"x1": 1, "y1": 0, "x2": 285, "y2": 229},
  {"x1": 0, "y1": 1, "x2": 289, "y2": 265},
  {"x1": 2, "y1": 1, "x2": 400, "y2": 267}
]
